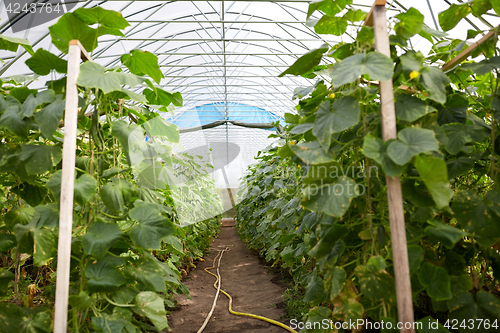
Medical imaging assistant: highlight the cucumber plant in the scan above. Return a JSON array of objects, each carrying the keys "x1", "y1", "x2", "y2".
[
  {"x1": 237, "y1": 1, "x2": 500, "y2": 331},
  {"x1": 0, "y1": 8, "x2": 222, "y2": 332}
]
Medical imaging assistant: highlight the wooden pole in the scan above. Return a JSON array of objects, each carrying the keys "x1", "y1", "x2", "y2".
[
  {"x1": 442, "y1": 29, "x2": 496, "y2": 72},
  {"x1": 371, "y1": 2, "x2": 415, "y2": 332},
  {"x1": 53, "y1": 40, "x2": 84, "y2": 333}
]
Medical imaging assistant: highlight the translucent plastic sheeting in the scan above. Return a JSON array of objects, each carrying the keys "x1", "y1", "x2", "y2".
[
  {"x1": 173, "y1": 123, "x2": 276, "y2": 189},
  {"x1": 167, "y1": 102, "x2": 283, "y2": 128}
]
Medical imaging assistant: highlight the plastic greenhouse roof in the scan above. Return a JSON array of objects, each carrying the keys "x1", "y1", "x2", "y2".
[
  {"x1": 1, "y1": 0, "x2": 499, "y2": 187},
  {"x1": 170, "y1": 102, "x2": 283, "y2": 128}
]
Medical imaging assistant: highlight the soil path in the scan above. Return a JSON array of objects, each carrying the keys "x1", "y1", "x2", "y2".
[{"x1": 168, "y1": 223, "x2": 289, "y2": 333}]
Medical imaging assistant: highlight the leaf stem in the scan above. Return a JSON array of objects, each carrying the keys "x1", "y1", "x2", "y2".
[{"x1": 103, "y1": 294, "x2": 135, "y2": 308}]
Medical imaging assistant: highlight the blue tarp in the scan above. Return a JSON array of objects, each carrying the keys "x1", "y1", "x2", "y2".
[{"x1": 169, "y1": 102, "x2": 284, "y2": 130}]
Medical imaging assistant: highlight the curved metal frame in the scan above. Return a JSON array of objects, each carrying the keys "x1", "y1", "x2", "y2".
[{"x1": 2, "y1": 0, "x2": 499, "y2": 155}]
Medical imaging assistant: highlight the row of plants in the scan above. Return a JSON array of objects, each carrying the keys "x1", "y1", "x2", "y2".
[
  {"x1": 0, "y1": 8, "x2": 222, "y2": 332},
  {"x1": 237, "y1": 1, "x2": 500, "y2": 332}
]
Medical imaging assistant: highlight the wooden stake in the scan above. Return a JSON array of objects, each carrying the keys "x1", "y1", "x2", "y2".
[
  {"x1": 363, "y1": 0, "x2": 387, "y2": 27},
  {"x1": 442, "y1": 30, "x2": 496, "y2": 72},
  {"x1": 73, "y1": 40, "x2": 93, "y2": 63},
  {"x1": 372, "y1": 3, "x2": 415, "y2": 332},
  {"x1": 53, "y1": 40, "x2": 84, "y2": 333}
]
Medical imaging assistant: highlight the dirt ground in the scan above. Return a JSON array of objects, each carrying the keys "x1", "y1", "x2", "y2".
[{"x1": 168, "y1": 223, "x2": 290, "y2": 333}]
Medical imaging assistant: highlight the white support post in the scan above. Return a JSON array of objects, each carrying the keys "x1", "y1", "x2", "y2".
[
  {"x1": 370, "y1": 2, "x2": 416, "y2": 332},
  {"x1": 53, "y1": 40, "x2": 84, "y2": 333}
]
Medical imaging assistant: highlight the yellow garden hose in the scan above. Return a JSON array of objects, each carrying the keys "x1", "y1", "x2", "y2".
[
  {"x1": 198, "y1": 247, "x2": 298, "y2": 333},
  {"x1": 196, "y1": 248, "x2": 228, "y2": 333}
]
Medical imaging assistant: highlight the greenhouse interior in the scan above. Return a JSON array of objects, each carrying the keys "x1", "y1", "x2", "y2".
[{"x1": 1, "y1": 0, "x2": 500, "y2": 332}]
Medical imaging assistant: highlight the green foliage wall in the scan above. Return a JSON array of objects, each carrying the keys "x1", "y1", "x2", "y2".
[
  {"x1": 0, "y1": 8, "x2": 222, "y2": 332},
  {"x1": 237, "y1": 1, "x2": 500, "y2": 332}
]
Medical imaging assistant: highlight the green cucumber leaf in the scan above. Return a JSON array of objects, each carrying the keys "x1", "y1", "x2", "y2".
[
  {"x1": 289, "y1": 141, "x2": 337, "y2": 165},
  {"x1": 279, "y1": 44, "x2": 329, "y2": 77},
  {"x1": 129, "y1": 203, "x2": 175, "y2": 250},
  {"x1": 0, "y1": 34, "x2": 31, "y2": 53},
  {"x1": 302, "y1": 177, "x2": 360, "y2": 217},
  {"x1": 126, "y1": 256, "x2": 167, "y2": 293},
  {"x1": 0, "y1": 106, "x2": 31, "y2": 138},
  {"x1": 25, "y1": 49, "x2": 68, "y2": 76},
  {"x1": 304, "y1": 270, "x2": 327, "y2": 304},
  {"x1": 290, "y1": 123, "x2": 314, "y2": 134},
  {"x1": 20, "y1": 94, "x2": 38, "y2": 118},
  {"x1": 325, "y1": 266, "x2": 346, "y2": 300},
  {"x1": 73, "y1": 7, "x2": 129, "y2": 29},
  {"x1": 19, "y1": 308, "x2": 52, "y2": 333},
  {"x1": 450, "y1": 275, "x2": 473, "y2": 296},
  {"x1": 143, "y1": 116, "x2": 179, "y2": 143},
  {"x1": 461, "y1": 56, "x2": 500, "y2": 75},
  {"x1": 470, "y1": 0, "x2": 493, "y2": 17},
  {"x1": 49, "y1": 13, "x2": 98, "y2": 54},
  {"x1": 0, "y1": 270, "x2": 14, "y2": 297},
  {"x1": 33, "y1": 228, "x2": 55, "y2": 266},
  {"x1": 420, "y1": 66, "x2": 451, "y2": 105},
  {"x1": 437, "y1": 94, "x2": 468, "y2": 125},
  {"x1": 35, "y1": 94, "x2": 65, "y2": 139},
  {"x1": 69, "y1": 291, "x2": 93, "y2": 310},
  {"x1": 418, "y1": 262, "x2": 452, "y2": 301},
  {"x1": 143, "y1": 87, "x2": 183, "y2": 107},
  {"x1": 77, "y1": 62, "x2": 143, "y2": 94},
  {"x1": 91, "y1": 314, "x2": 127, "y2": 333},
  {"x1": 452, "y1": 190, "x2": 500, "y2": 247},
  {"x1": 414, "y1": 155, "x2": 454, "y2": 210},
  {"x1": 73, "y1": 174, "x2": 97, "y2": 206},
  {"x1": 133, "y1": 291, "x2": 169, "y2": 331},
  {"x1": 366, "y1": 256, "x2": 387, "y2": 273},
  {"x1": 425, "y1": 220, "x2": 469, "y2": 249},
  {"x1": 19, "y1": 144, "x2": 62, "y2": 175},
  {"x1": 308, "y1": 224, "x2": 348, "y2": 259},
  {"x1": 13, "y1": 221, "x2": 54, "y2": 266},
  {"x1": 448, "y1": 291, "x2": 500, "y2": 333},
  {"x1": 0, "y1": 234, "x2": 17, "y2": 252},
  {"x1": 395, "y1": 93, "x2": 437, "y2": 122},
  {"x1": 395, "y1": 7, "x2": 424, "y2": 38},
  {"x1": 0, "y1": 303, "x2": 23, "y2": 332},
  {"x1": 82, "y1": 222, "x2": 122, "y2": 258},
  {"x1": 446, "y1": 156, "x2": 475, "y2": 179},
  {"x1": 77, "y1": 62, "x2": 120, "y2": 93},
  {"x1": 407, "y1": 245, "x2": 424, "y2": 275},
  {"x1": 441, "y1": 123, "x2": 486, "y2": 155},
  {"x1": 47, "y1": 171, "x2": 96, "y2": 206},
  {"x1": 330, "y1": 52, "x2": 393, "y2": 87},
  {"x1": 100, "y1": 183, "x2": 125, "y2": 214},
  {"x1": 387, "y1": 127, "x2": 439, "y2": 166},
  {"x1": 121, "y1": 50, "x2": 164, "y2": 84},
  {"x1": 356, "y1": 265, "x2": 397, "y2": 303},
  {"x1": 343, "y1": 9, "x2": 366, "y2": 22},
  {"x1": 313, "y1": 97, "x2": 360, "y2": 150},
  {"x1": 85, "y1": 259, "x2": 126, "y2": 294},
  {"x1": 438, "y1": 4, "x2": 472, "y2": 32},
  {"x1": 314, "y1": 15, "x2": 348, "y2": 36},
  {"x1": 5, "y1": 206, "x2": 34, "y2": 231},
  {"x1": 307, "y1": 0, "x2": 351, "y2": 18},
  {"x1": 363, "y1": 134, "x2": 405, "y2": 177}
]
